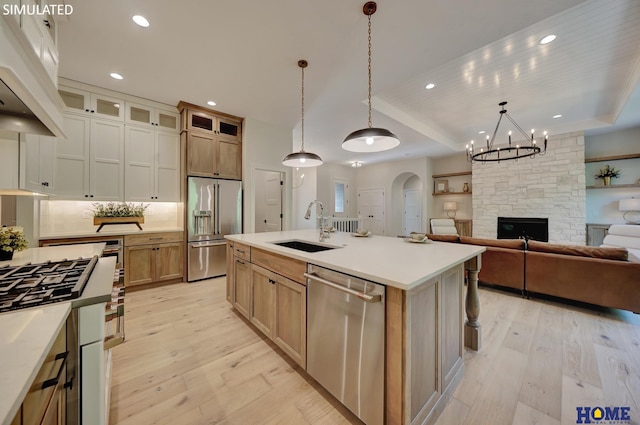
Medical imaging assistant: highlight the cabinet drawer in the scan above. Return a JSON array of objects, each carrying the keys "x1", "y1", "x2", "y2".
[
  {"x1": 252, "y1": 248, "x2": 306, "y2": 284},
  {"x1": 124, "y1": 232, "x2": 183, "y2": 246},
  {"x1": 233, "y1": 242, "x2": 251, "y2": 261}
]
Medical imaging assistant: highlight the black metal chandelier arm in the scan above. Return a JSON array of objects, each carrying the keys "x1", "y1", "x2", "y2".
[
  {"x1": 504, "y1": 112, "x2": 533, "y2": 142},
  {"x1": 488, "y1": 112, "x2": 505, "y2": 148}
]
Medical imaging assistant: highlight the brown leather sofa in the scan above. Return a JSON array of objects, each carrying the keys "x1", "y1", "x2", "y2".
[{"x1": 427, "y1": 234, "x2": 640, "y2": 313}]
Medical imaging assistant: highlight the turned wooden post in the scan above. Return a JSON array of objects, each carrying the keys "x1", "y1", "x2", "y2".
[{"x1": 464, "y1": 254, "x2": 482, "y2": 351}]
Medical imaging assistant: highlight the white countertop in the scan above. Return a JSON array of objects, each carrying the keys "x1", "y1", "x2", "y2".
[
  {"x1": 39, "y1": 226, "x2": 183, "y2": 240},
  {"x1": 0, "y1": 243, "x2": 106, "y2": 266},
  {"x1": 0, "y1": 246, "x2": 115, "y2": 425},
  {"x1": 226, "y1": 229, "x2": 485, "y2": 290}
]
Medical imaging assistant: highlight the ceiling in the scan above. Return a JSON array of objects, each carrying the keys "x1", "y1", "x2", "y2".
[{"x1": 57, "y1": 0, "x2": 640, "y2": 166}]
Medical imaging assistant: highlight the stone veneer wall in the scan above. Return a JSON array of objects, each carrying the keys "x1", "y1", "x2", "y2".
[{"x1": 472, "y1": 132, "x2": 586, "y2": 245}]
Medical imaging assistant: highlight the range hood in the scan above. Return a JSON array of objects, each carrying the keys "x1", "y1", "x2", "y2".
[{"x1": 0, "y1": 78, "x2": 56, "y2": 136}]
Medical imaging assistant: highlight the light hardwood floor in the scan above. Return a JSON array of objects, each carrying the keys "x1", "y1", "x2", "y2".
[{"x1": 110, "y1": 279, "x2": 640, "y2": 425}]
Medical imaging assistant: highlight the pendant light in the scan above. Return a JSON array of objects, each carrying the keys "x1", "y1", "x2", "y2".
[
  {"x1": 342, "y1": 2, "x2": 399, "y2": 153},
  {"x1": 282, "y1": 60, "x2": 323, "y2": 167}
]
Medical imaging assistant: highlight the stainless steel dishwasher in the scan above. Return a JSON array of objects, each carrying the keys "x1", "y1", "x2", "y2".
[{"x1": 305, "y1": 265, "x2": 385, "y2": 425}]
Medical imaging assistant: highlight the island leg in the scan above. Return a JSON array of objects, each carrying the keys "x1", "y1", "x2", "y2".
[{"x1": 464, "y1": 255, "x2": 482, "y2": 351}]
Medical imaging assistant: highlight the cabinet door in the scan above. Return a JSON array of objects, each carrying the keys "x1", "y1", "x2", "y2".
[
  {"x1": 23, "y1": 133, "x2": 55, "y2": 194},
  {"x1": 440, "y1": 265, "x2": 463, "y2": 390},
  {"x1": 155, "y1": 131, "x2": 180, "y2": 201},
  {"x1": 124, "y1": 125, "x2": 155, "y2": 201},
  {"x1": 233, "y1": 257, "x2": 251, "y2": 320},
  {"x1": 58, "y1": 86, "x2": 91, "y2": 115},
  {"x1": 226, "y1": 242, "x2": 235, "y2": 304},
  {"x1": 217, "y1": 117, "x2": 241, "y2": 142},
  {"x1": 126, "y1": 102, "x2": 154, "y2": 127},
  {"x1": 217, "y1": 139, "x2": 241, "y2": 180},
  {"x1": 155, "y1": 242, "x2": 184, "y2": 282},
  {"x1": 156, "y1": 109, "x2": 180, "y2": 132},
  {"x1": 186, "y1": 109, "x2": 216, "y2": 133},
  {"x1": 186, "y1": 132, "x2": 216, "y2": 177},
  {"x1": 90, "y1": 119, "x2": 124, "y2": 200},
  {"x1": 274, "y1": 276, "x2": 306, "y2": 368},
  {"x1": 91, "y1": 93, "x2": 125, "y2": 121},
  {"x1": 124, "y1": 245, "x2": 154, "y2": 286},
  {"x1": 250, "y1": 264, "x2": 276, "y2": 338},
  {"x1": 55, "y1": 114, "x2": 91, "y2": 199}
]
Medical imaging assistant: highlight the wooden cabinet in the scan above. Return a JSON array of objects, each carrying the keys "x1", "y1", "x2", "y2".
[
  {"x1": 179, "y1": 101, "x2": 243, "y2": 180},
  {"x1": 233, "y1": 257, "x2": 252, "y2": 319},
  {"x1": 185, "y1": 131, "x2": 242, "y2": 180},
  {"x1": 226, "y1": 241, "x2": 307, "y2": 368},
  {"x1": 22, "y1": 133, "x2": 56, "y2": 194},
  {"x1": 125, "y1": 125, "x2": 180, "y2": 201},
  {"x1": 454, "y1": 219, "x2": 472, "y2": 237},
  {"x1": 54, "y1": 114, "x2": 124, "y2": 200},
  {"x1": 586, "y1": 223, "x2": 611, "y2": 246},
  {"x1": 124, "y1": 232, "x2": 184, "y2": 287}
]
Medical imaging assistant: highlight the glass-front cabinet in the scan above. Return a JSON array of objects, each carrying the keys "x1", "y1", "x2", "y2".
[
  {"x1": 125, "y1": 102, "x2": 179, "y2": 132},
  {"x1": 58, "y1": 86, "x2": 125, "y2": 121}
]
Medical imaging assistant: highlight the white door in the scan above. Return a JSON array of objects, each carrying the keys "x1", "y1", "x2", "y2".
[
  {"x1": 55, "y1": 114, "x2": 91, "y2": 199},
  {"x1": 124, "y1": 125, "x2": 154, "y2": 201},
  {"x1": 255, "y1": 170, "x2": 283, "y2": 233},
  {"x1": 403, "y1": 189, "x2": 421, "y2": 234},
  {"x1": 358, "y1": 188, "x2": 385, "y2": 235}
]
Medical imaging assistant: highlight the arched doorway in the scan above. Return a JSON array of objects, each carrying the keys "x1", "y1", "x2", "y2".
[{"x1": 390, "y1": 172, "x2": 423, "y2": 236}]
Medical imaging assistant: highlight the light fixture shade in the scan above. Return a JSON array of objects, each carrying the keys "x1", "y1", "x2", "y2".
[
  {"x1": 282, "y1": 151, "x2": 323, "y2": 167},
  {"x1": 619, "y1": 198, "x2": 640, "y2": 211},
  {"x1": 443, "y1": 201, "x2": 458, "y2": 211},
  {"x1": 342, "y1": 127, "x2": 400, "y2": 153}
]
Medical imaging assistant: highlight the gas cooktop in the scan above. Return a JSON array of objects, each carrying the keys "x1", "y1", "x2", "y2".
[{"x1": 0, "y1": 256, "x2": 99, "y2": 313}]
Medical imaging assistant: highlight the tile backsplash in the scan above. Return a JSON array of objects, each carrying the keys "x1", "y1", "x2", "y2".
[{"x1": 39, "y1": 200, "x2": 183, "y2": 237}]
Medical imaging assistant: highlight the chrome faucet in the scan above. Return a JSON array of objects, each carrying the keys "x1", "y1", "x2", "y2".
[{"x1": 304, "y1": 200, "x2": 330, "y2": 241}]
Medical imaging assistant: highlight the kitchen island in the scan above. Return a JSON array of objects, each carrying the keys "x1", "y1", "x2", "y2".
[
  {"x1": 225, "y1": 229, "x2": 485, "y2": 425},
  {"x1": 0, "y1": 243, "x2": 115, "y2": 425}
]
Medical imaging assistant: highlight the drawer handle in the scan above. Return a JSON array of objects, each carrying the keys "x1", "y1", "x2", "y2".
[
  {"x1": 41, "y1": 351, "x2": 69, "y2": 389},
  {"x1": 149, "y1": 237, "x2": 164, "y2": 240},
  {"x1": 268, "y1": 278, "x2": 276, "y2": 285},
  {"x1": 236, "y1": 260, "x2": 246, "y2": 265},
  {"x1": 236, "y1": 249, "x2": 245, "y2": 253}
]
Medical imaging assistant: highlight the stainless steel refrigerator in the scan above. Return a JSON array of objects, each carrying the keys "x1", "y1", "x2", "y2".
[{"x1": 187, "y1": 176, "x2": 242, "y2": 281}]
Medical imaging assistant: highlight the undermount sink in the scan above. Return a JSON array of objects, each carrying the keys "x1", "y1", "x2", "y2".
[{"x1": 271, "y1": 239, "x2": 340, "y2": 253}]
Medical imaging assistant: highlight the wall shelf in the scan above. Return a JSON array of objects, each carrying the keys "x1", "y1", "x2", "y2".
[
  {"x1": 432, "y1": 191, "x2": 472, "y2": 196},
  {"x1": 432, "y1": 171, "x2": 472, "y2": 178},
  {"x1": 584, "y1": 153, "x2": 640, "y2": 163},
  {"x1": 586, "y1": 184, "x2": 640, "y2": 189}
]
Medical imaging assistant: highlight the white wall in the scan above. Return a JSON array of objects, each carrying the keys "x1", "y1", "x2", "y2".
[
  {"x1": 585, "y1": 126, "x2": 640, "y2": 224},
  {"x1": 243, "y1": 117, "x2": 294, "y2": 232},
  {"x1": 355, "y1": 157, "x2": 431, "y2": 236},
  {"x1": 292, "y1": 167, "x2": 318, "y2": 230},
  {"x1": 317, "y1": 163, "x2": 357, "y2": 217}
]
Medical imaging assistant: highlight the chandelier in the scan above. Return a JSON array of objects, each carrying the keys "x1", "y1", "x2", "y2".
[{"x1": 466, "y1": 101, "x2": 548, "y2": 163}]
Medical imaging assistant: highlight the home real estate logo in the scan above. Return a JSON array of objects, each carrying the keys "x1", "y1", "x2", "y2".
[
  {"x1": 2, "y1": 3, "x2": 73, "y2": 16},
  {"x1": 576, "y1": 406, "x2": 631, "y2": 424}
]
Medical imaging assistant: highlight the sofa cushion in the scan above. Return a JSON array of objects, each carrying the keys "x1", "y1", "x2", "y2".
[
  {"x1": 460, "y1": 236, "x2": 525, "y2": 249},
  {"x1": 607, "y1": 224, "x2": 640, "y2": 238},
  {"x1": 527, "y1": 240, "x2": 628, "y2": 261},
  {"x1": 426, "y1": 234, "x2": 460, "y2": 243}
]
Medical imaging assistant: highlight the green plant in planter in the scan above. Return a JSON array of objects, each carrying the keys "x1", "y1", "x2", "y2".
[
  {"x1": 595, "y1": 165, "x2": 621, "y2": 180},
  {"x1": 92, "y1": 202, "x2": 149, "y2": 218},
  {"x1": 0, "y1": 226, "x2": 28, "y2": 253}
]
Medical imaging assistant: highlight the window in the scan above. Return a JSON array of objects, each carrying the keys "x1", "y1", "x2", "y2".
[{"x1": 332, "y1": 178, "x2": 348, "y2": 216}]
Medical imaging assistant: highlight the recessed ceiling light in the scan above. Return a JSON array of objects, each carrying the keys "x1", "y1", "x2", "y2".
[
  {"x1": 110, "y1": 73, "x2": 123, "y2": 80},
  {"x1": 132, "y1": 15, "x2": 150, "y2": 28},
  {"x1": 425, "y1": 83, "x2": 436, "y2": 90},
  {"x1": 207, "y1": 101, "x2": 216, "y2": 107},
  {"x1": 478, "y1": 130, "x2": 486, "y2": 134},
  {"x1": 553, "y1": 114, "x2": 562, "y2": 119},
  {"x1": 540, "y1": 34, "x2": 556, "y2": 45}
]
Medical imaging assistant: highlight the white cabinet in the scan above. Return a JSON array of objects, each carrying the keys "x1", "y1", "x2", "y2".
[
  {"x1": 23, "y1": 133, "x2": 56, "y2": 194},
  {"x1": 55, "y1": 114, "x2": 124, "y2": 200},
  {"x1": 20, "y1": 7, "x2": 58, "y2": 84},
  {"x1": 58, "y1": 86, "x2": 125, "y2": 121},
  {"x1": 125, "y1": 126, "x2": 180, "y2": 201},
  {"x1": 125, "y1": 102, "x2": 180, "y2": 132}
]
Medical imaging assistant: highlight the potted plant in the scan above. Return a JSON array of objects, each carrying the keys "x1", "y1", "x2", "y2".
[
  {"x1": 92, "y1": 202, "x2": 149, "y2": 232},
  {"x1": 0, "y1": 226, "x2": 28, "y2": 261},
  {"x1": 595, "y1": 164, "x2": 621, "y2": 186}
]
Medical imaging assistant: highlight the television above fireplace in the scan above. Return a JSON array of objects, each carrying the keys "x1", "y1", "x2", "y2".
[{"x1": 497, "y1": 217, "x2": 549, "y2": 242}]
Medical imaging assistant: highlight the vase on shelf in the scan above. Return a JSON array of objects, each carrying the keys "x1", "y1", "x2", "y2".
[
  {"x1": 603, "y1": 177, "x2": 611, "y2": 186},
  {"x1": 0, "y1": 250, "x2": 14, "y2": 261},
  {"x1": 463, "y1": 182, "x2": 470, "y2": 192}
]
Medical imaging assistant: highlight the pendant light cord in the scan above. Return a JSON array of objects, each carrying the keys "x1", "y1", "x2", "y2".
[
  {"x1": 367, "y1": 12, "x2": 372, "y2": 129},
  {"x1": 301, "y1": 63, "x2": 305, "y2": 151}
]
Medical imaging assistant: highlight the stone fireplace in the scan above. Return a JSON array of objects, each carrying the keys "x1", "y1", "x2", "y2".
[{"x1": 472, "y1": 132, "x2": 586, "y2": 245}]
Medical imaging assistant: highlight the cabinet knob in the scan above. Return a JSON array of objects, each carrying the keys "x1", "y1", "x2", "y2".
[
  {"x1": 43, "y1": 19, "x2": 50, "y2": 28},
  {"x1": 84, "y1": 194, "x2": 89, "y2": 198},
  {"x1": 91, "y1": 110, "x2": 95, "y2": 113},
  {"x1": 85, "y1": 109, "x2": 90, "y2": 112},
  {"x1": 90, "y1": 195, "x2": 94, "y2": 198}
]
